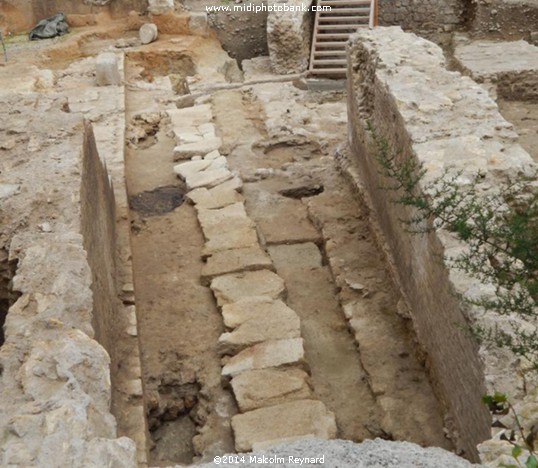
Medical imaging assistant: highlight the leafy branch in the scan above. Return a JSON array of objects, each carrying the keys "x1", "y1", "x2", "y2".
[
  {"x1": 482, "y1": 392, "x2": 538, "y2": 468},
  {"x1": 368, "y1": 122, "x2": 538, "y2": 368}
]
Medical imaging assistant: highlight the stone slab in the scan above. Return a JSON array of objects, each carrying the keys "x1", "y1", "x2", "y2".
[
  {"x1": 202, "y1": 227, "x2": 260, "y2": 257},
  {"x1": 201, "y1": 246, "x2": 274, "y2": 286},
  {"x1": 186, "y1": 186, "x2": 244, "y2": 209},
  {"x1": 174, "y1": 137, "x2": 222, "y2": 160},
  {"x1": 173, "y1": 159, "x2": 212, "y2": 180},
  {"x1": 210, "y1": 270, "x2": 286, "y2": 306},
  {"x1": 185, "y1": 167, "x2": 233, "y2": 190},
  {"x1": 231, "y1": 368, "x2": 312, "y2": 412},
  {"x1": 218, "y1": 299, "x2": 300, "y2": 354},
  {"x1": 222, "y1": 338, "x2": 305, "y2": 377},
  {"x1": 197, "y1": 202, "x2": 254, "y2": 238},
  {"x1": 231, "y1": 399, "x2": 336, "y2": 452},
  {"x1": 167, "y1": 104, "x2": 212, "y2": 129},
  {"x1": 221, "y1": 296, "x2": 297, "y2": 329}
]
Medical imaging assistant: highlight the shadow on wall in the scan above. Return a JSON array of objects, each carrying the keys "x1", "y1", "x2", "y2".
[{"x1": 80, "y1": 121, "x2": 121, "y2": 379}]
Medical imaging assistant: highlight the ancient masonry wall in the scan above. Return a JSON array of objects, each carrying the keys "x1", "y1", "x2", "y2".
[
  {"x1": 0, "y1": 50, "x2": 146, "y2": 466},
  {"x1": 81, "y1": 121, "x2": 119, "y2": 371},
  {"x1": 345, "y1": 26, "x2": 537, "y2": 461},
  {"x1": 378, "y1": 0, "x2": 464, "y2": 31}
]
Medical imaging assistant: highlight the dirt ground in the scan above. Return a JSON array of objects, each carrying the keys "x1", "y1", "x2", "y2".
[{"x1": 498, "y1": 99, "x2": 538, "y2": 163}]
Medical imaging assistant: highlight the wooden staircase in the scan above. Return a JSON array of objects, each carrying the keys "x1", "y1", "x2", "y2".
[{"x1": 308, "y1": 0, "x2": 377, "y2": 78}]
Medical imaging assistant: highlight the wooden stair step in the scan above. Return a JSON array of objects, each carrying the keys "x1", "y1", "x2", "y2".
[{"x1": 314, "y1": 50, "x2": 347, "y2": 56}]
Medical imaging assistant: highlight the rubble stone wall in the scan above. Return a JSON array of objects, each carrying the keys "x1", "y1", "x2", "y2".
[
  {"x1": 345, "y1": 26, "x2": 537, "y2": 461},
  {"x1": 378, "y1": 0, "x2": 464, "y2": 31},
  {"x1": 469, "y1": 0, "x2": 538, "y2": 40}
]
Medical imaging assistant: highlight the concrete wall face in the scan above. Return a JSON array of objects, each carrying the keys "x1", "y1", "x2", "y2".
[
  {"x1": 378, "y1": 0, "x2": 464, "y2": 31},
  {"x1": 346, "y1": 26, "x2": 537, "y2": 461}
]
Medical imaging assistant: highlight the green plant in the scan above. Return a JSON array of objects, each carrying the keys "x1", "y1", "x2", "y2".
[
  {"x1": 482, "y1": 392, "x2": 538, "y2": 468},
  {"x1": 368, "y1": 122, "x2": 538, "y2": 368}
]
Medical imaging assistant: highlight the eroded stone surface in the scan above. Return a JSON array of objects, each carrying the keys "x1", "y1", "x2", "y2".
[
  {"x1": 221, "y1": 338, "x2": 305, "y2": 377},
  {"x1": 231, "y1": 399, "x2": 336, "y2": 452},
  {"x1": 202, "y1": 246, "x2": 273, "y2": 285},
  {"x1": 173, "y1": 137, "x2": 223, "y2": 160},
  {"x1": 267, "y1": 0, "x2": 313, "y2": 74},
  {"x1": 230, "y1": 368, "x2": 312, "y2": 412},
  {"x1": 186, "y1": 185, "x2": 244, "y2": 209},
  {"x1": 96, "y1": 53, "x2": 121, "y2": 86},
  {"x1": 210, "y1": 270, "x2": 286, "y2": 306},
  {"x1": 218, "y1": 299, "x2": 300, "y2": 354},
  {"x1": 221, "y1": 296, "x2": 296, "y2": 328}
]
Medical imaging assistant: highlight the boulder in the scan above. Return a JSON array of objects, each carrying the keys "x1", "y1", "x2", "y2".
[
  {"x1": 139, "y1": 23, "x2": 158, "y2": 45},
  {"x1": 148, "y1": 0, "x2": 174, "y2": 15}
]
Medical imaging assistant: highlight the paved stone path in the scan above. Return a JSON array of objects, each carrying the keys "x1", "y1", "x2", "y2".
[{"x1": 171, "y1": 104, "x2": 337, "y2": 452}]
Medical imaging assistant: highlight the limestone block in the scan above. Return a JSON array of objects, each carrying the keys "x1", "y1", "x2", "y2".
[
  {"x1": 82, "y1": 437, "x2": 137, "y2": 468},
  {"x1": 222, "y1": 338, "x2": 306, "y2": 377},
  {"x1": 185, "y1": 167, "x2": 233, "y2": 191},
  {"x1": 189, "y1": 12, "x2": 209, "y2": 36},
  {"x1": 174, "y1": 159, "x2": 212, "y2": 180},
  {"x1": 217, "y1": 298, "x2": 300, "y2": 354},
  {"x1": 186, "y1": 185, "x2": 244, "y2": 209},
  {"x1": 231, "y1": 368, "x2": 313, "y2": 412},
  {"x1": 148, "y1": 0, "x2": 174, "y2": 15},
  {"x1": 202, "y1": 246, "x2": 274, "y2": 286},
  {"x1": 202, "y1": 226, "x2": 260, "y2": 256},
  {"x1": 231, "y1": 399, "x2": 336, "y2": 451},
  {"x1": 167, "y1": 104, "x2": 212, "y2": 129},
  {"x1": 221, "y1": 296, "x2": 297, "y2": 329},
  {"x1": 139, "y1": 23, "x2": 158, "y2": 45},
  {"x1": 173, "y1": 137, "x2": 222, "y2": 160},
  {"x1": 96, "y1": 53, "x2": 121, "y2": 86},
  {"x1": 197, "y1": 203, "x2": 252, "y2": 238},
  {"x1": 210, "y1": 270, "x2": 286, "y2": 306},
  {"x1": 267, "y1": 0, "x2": 313, "y2": 74}
]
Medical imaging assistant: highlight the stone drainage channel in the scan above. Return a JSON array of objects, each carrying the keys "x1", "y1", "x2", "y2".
[{"x1": 121, "y1": 47, "x2": 454, "y2": 466}]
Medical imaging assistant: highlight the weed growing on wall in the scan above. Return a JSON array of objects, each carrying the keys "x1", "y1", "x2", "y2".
[
  {"x1": 482, "y1": 392, "x2": 538, "y2": 468},
  {"x1": 368, "y1": 122, "x2": 538, "y2": 369}
]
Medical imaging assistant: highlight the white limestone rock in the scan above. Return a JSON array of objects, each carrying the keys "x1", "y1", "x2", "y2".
[
  {"x1": 139, "y1": 23, "x2": 159, "y2": 45},
  {"x1": 231, "y1": 399, "x2": 336, "y2": 452},
  {"x1": 210, "y1": 270, "x2": 286, "y2": 306},
  {"x1": 96, "y1": 53, "x2": 121, "y2": 86},
  {"x1": 221, "y1": 338, "x2": 306, "y2": 377},
  {"x1": 267, "y1": 0, "x2": 313, "y2": 74}
]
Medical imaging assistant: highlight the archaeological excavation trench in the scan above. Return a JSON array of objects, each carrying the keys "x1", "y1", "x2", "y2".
[
  {"x1": 116, "y1": 45, "x2": 457, "y2": 465},
  {"x1": 2, "y1": 0, "x2": 538, "y2": 465}
]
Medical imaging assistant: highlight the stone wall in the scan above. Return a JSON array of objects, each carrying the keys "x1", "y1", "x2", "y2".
[
  {"x1": 378, "y1": 0, "x2": 465, "y2": 31},
  {"x1": 468, "y1": 0, "x2": 538, "y2": 40},
  {"x1": 345, "y1": 26, "x2": 537, "y2": 461},
  {"x1": 80, "y1": 121, "x2": 119, "y2": 384}
]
